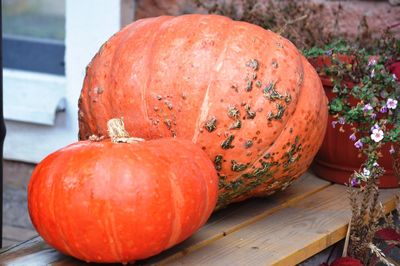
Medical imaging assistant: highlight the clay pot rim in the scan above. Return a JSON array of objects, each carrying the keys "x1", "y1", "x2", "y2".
[{"x1": 308, "y1": 53, "x2": 356, "y2": 88}]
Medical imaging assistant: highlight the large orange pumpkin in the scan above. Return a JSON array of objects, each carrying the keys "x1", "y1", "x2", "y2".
[
  {"x1": 78, "y1": 14, "x2": 328, "y2": 208},
  {"x1": 28, "y1": 126, "x2": 218, "y2": 263}
]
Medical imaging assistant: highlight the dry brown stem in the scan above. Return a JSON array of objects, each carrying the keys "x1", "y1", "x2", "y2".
[{"x1": 107, "y1": 118, "x2": 144, "y2": 143}]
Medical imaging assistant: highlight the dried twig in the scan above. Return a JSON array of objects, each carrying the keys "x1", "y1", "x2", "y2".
[
  {"x1": 343, "y1": 217, "x2": 351, "y2": 257},
  {"x1": 368, "y1": 243, "x2": 396, "y2": 266},
  {"x1": 277, "y1": 14, "x2": 309, "y2": 35}
]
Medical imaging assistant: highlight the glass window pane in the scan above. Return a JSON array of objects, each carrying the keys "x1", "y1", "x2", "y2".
[{"x1": 3, "y1": 0, "x2": 65, "y2": 41}]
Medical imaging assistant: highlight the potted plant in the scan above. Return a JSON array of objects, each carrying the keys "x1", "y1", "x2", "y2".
[
  {"x1": 305, "y1": 35, "x2": 400, "y2": 187},
  {"x1": 304, "y1": 34, "x2": 400, "y2": 265}
]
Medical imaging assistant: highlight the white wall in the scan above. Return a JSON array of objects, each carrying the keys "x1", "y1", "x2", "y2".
[
  {"x1": 4, "y1": 0, "x2": 135, "y2": 163},
  {"x1": 65, "y1": 0, "x2": 133, "y2": 138}
]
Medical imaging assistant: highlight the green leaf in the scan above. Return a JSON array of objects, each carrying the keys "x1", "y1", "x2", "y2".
[{"x1": 329, "y1": 98, "x2": 344, "y2": 114}]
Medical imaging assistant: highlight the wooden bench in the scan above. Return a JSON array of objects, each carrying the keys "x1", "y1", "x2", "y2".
[{"x1": 1, "y1": 172, "x2": 398, "y2": 265}]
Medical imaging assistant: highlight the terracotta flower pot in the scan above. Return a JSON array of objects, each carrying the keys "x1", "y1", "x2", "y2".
[{"x1": 308, "y1": 55, "x2": 399, "y2": 188}]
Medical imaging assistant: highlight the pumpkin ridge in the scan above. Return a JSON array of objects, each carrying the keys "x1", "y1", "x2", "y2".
[
  {"x1": 99, "y1": 16, "x2": 171, "y2": 140},
  {"x1": 95, "y1": 45, "x2": 113, "y2": 133},
  {"x1": 104, "y1": 28, "x2": 129, "y2": 130},
  {"x1": 141, "y1": 17, "x2": 175, "y2": 131},
  {"x1": 28, "y1": 155, "x2": 59, "y2": 247},
  {"x1": 192, "y1": 18, "x2": 232, "y2": 143},
  {"x1": 79, "y1": 27, "x2": 125, "y2": 139},
  {"x1": 87, "y1": 29, "x2": 128, "y2": 137},
  {"x1": 194, "y1": 156, "x2": 211, "y2": 230},
  {"x1": 51, "y1": 152, "x2": 86, "y2": 259},
  {"x1": 79, "y1": 74, "x2": 93, "y2": 139},
  {"x1": 202, "y1": 22, "x2": 305, "y2": 195},
  {"x1": 165, "y1": 172, "x2": 183, "y2": 248},
  {"x1": 82, "y1": 54, "x2": 104, "y2": 138},
  {"x1": 103, "y1": 149, "x2": 124, "y2": 261},
  {"x1": 103, "y1": 202, "x2": 123, "y2": 261},
  {"x1": 28, "y1": 163, "x2": 53, "y2": 245},
  {"x1": 217, "y1": 55, "x2": 328, "y2": 205},
  {"x1": 226, "y1": 54, "x2": 305, "y2": 194}
]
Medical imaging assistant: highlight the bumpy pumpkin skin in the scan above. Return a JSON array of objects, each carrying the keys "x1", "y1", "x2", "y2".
[
  {"x1": 79, "y1": 14, "x2": 328, "y2": 208},
  {"x1": 28, "y1": 139, "x2": 218, "y2": 263}
]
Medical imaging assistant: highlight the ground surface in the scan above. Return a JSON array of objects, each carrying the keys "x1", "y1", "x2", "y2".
[{"x1": 2, "y1": 160, "x2": 37, "y2": 248}]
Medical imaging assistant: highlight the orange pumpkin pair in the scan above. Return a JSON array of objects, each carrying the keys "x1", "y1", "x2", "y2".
[{"x1": 28, "y1": 14, "x2": 327, "y2": 263}]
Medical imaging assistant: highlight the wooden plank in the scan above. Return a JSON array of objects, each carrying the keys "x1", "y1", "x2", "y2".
[
  {"x1": 0, "y1": 172, "x2": 330, "y2": 265},
  {"x1": 166, "y1": 185, "x2": 398, "y2": 266},
  {"x1": 0, "y1": 236, "x2": 90, "y2": 266},
  {"x1": 140, "y1": 172, "x2": 331, "y2": 264}
]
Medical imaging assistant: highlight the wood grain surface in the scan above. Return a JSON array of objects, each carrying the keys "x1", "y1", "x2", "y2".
[
  {"x1": 162, "y1": 185, "x2": 398, "y2": 266},
  {"x1": 0, "y1": 172, "x2": 397, "y2": 266}
]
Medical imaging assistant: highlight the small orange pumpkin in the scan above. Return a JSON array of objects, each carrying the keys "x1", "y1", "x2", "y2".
[
  {"x1": 28, "y1": 119, "x2": 218, "y2": 263},
  {"x1": 78, "y1": 14, "x2": 328, "y2": 208}
]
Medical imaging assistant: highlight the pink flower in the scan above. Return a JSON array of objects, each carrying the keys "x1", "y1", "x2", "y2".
[
  {"x1": 386, "y1": 98, "x2": 398, "y2": 110},
  {"x1": 371, "y1": 124, "x2": 380, "y2": 131},
  {"x1": 331, "y1": 121, "x2": 338, "y2": 128},
  {"x1": 363, "y1": 103, "x2": 373, "y2": 112},
  {"x1": 368, "y1": 58, "x2": 377, "y2": 67},
  {"x1": 371, "y1": 128, "x2": 384, "y2": 142},
  {"x1": 349, "y1": 133, "x2": 356, "y2": 141}
]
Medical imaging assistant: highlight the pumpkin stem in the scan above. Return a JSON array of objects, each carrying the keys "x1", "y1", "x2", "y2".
[{"x1": 107, "y1": 118, "x2": 144, "y2": 143}]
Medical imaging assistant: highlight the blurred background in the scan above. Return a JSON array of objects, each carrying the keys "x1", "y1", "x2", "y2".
[
  {"x1": 2, "y1": 0, "x2": 399, "y2": 248},
  {"x1": 3, "y1": 0, "x2": 66, "y2": 247}
]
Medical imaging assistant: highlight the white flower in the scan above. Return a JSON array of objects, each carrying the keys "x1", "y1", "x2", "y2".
[
  {"x1": 373, "y1": 162, "x2": 379, "y2": 167},
  {"x1": 386, "y1": 98, "x2": 398, "y2": 110},
  {"x1": 393, "y1": 74, "x2": 398, "y2": 81},
  {"x1": 371, "y1": 128, "x2": 384, "y2": 142},
  {"x1": 363, "y1": 168, "x2": 371, "y2": 177}
]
